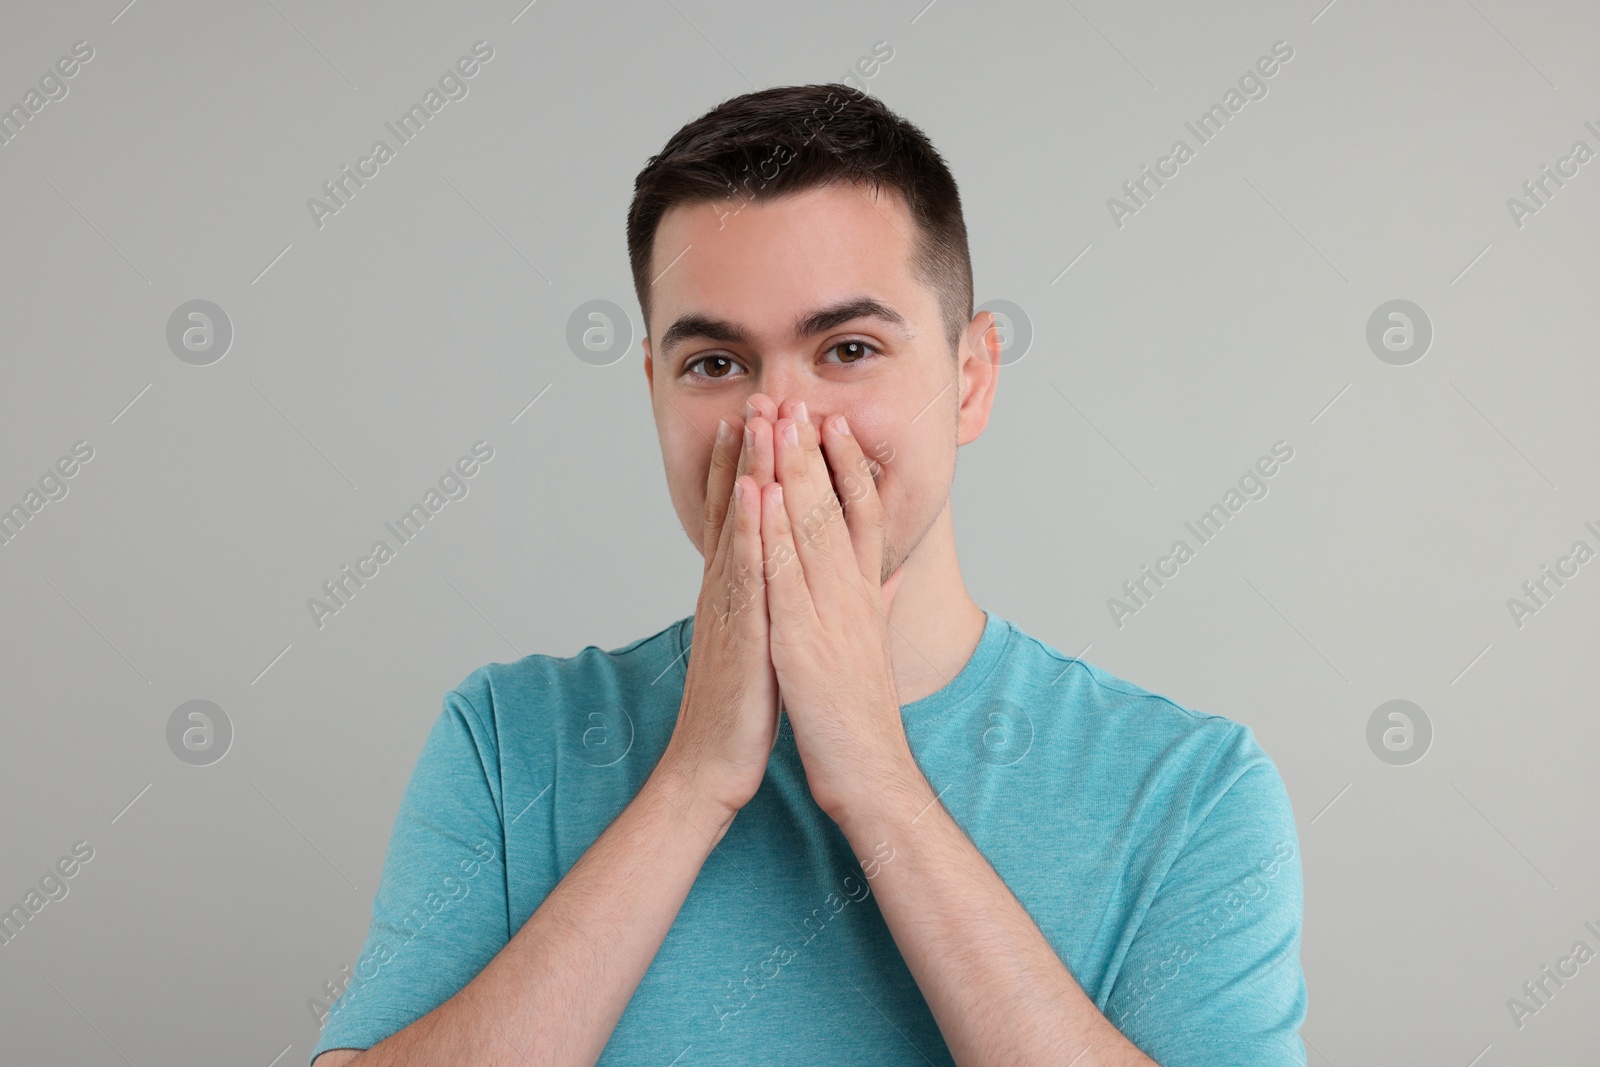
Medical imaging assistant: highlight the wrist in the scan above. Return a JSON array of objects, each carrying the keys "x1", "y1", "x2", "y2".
[
  {"x1": 828, "y1": 750, "x2": 933, "y2": 842},
  {"x1": 650, "y1": 745, "x2": 745, "y2": 840}
]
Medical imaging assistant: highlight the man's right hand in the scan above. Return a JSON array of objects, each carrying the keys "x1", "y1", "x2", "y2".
[
  {"x1": 327, "y1": 403, "x2": 787, "y2": 1066},
  {"x1": 657, "y1": 396, "x2": 781, "y2": 821}
]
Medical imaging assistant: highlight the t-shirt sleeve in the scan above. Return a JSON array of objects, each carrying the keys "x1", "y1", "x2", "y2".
[
  {"x1": 1104, "y1": 724, "x2": 1308, "y2": 1067},
  {"x1": 310, "y1": 684, "x2": 510, "y2": 1064}
]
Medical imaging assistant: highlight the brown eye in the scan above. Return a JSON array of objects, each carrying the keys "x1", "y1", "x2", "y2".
[
  {"x1": 825, "y1": 340, "x2": 881, "y2": 364},
  {"x1": 687, "y1": 355, "x2": 741, "y2": 379}
]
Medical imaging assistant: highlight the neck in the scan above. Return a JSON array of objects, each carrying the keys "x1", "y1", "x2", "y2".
[{"x1": 883, "y1": 500, "x2": 987, "y2": 707}]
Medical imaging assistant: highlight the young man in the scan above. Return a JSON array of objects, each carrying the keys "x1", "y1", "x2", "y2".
[{"x1": 311, "y1": 85, "x2": 1307, "y2": 1067}]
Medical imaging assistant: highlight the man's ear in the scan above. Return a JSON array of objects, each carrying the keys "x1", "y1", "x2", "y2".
[
  {"x1": 956, "y1": 311, "x2": 1001, "y2": 446},
  {"x1": 642, "y1": 336, "x2": 653, "y2": 393}
]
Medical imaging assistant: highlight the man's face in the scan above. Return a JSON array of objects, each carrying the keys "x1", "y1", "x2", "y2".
[{"x1": 642, "y1": 181, "x2": 992, "y2": 581}]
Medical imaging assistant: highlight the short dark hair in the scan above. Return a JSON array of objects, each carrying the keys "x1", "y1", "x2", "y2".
[{"x1": 627, "y1": 84, "x2": 973, "y2": 359}]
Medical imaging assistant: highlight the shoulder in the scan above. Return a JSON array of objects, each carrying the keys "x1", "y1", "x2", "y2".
[
  {"x1": 998, "y1": 618, "x2": 1290, "y2": 820},
  {"x1": 444, "y1": 616, "x2": 692, "y2": 734}
]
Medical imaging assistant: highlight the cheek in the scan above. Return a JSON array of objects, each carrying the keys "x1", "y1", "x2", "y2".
[
  {"x1": 665, "y1": 418, "x2": 711, "y2": 483},
  {"x1": 662, "y1": 435, "x2": 711, "y2": 527},
  {"x1": 827, "y1": 410, "x2": 894, "y2": 472},
  {"x1": 829, "y1": 441, "x2": 891, "y2": 508},
  {"x1": 845, "y1": 422, "x2": 897, "y2": 483},
  {"x1": 855, "y1": 425, "x2": 945, "y2": 513},
  {"x1": 687, "y1": 444, "x2": 713, "y2": 493},
  {"x1": 683, "y1": 454, "x2": 715, "y2": 526}
]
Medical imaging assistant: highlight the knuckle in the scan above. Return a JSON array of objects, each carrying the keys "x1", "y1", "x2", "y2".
[
  {"x1": 761, "y1": 542, "x2": 795, "y2": 580},
  {"x1": 798, "y1": 507, "x2": 824, "y2": 541}
]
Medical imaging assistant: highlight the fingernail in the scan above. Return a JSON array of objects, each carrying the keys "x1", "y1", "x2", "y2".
[
  {"x1": 783, "y1": 421, "x2": 799, "y2": 447},
  {"x1": 836, "y1": 415, "x2": 852, "y2": 437},
  {"x1": 794, "y1": 400, "x2": 808, "y2": 426},
  {"x1": 716, "y1": 418, "x2": 730, "y2": 444},
  {"x1": 733, "y1": 479, "x2": 743, "y2": 501},
  {"x1": 743, "y1": 398, "x2": 757, "y2": 421},
  {"x1": 744, "y1": 425, "x2": 755, "y2": 450}
]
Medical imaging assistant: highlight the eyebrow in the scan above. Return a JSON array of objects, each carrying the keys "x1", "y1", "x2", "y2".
[{"x1": 658, "y1": 296, "x2": 912, "y2": 360}]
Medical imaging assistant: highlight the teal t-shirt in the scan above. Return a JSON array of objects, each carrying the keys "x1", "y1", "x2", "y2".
[{"x1": 312, "y1": 610, "x2": 1307, "y2": 1065}]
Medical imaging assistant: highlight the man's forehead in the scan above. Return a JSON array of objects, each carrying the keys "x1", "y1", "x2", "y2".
[
  {"x1": 652, "y1": 182, "x2": 912, "y2": 281},
  {"x1": 649, "y1": 186, "x2": 924, "y2": 349}
]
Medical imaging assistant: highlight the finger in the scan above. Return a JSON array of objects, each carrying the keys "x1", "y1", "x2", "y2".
[
  {"x1": 711, "y1": 414, "x2": 774, "y2": 597},
  {"x1": 760, "y1": 481, "x2": 814, "y2": 636},
  {"x1": 773, "y1": 413, "x2": 843, "y2": 616},
  {"x1": 705, "y1": 413, "x2": 754, "y2": 579},
  {"x1": 743, "y1": 392, "x2": 778, "y2": 428},
  {"x1": 819, "y1": 414, "x2": 888, "y2": 594},
  {"x1": 742, "y1": 414, "x2": 775, "y2": 492},
  {"x1": 720, "y1": 475, "x2": 768, "y2": 638},
  {"x1": 728, "y1": 476, "x2": 781, "y2": 749},
  {"x1": 791, "y1": 409, "x2": 857, "y2": 592},
  {"x1": 797, "y1": 410, "x2": 857, "y2": 587},
  {"x1": 702, "y1": 414, "x2": 747, "y2": 568}
]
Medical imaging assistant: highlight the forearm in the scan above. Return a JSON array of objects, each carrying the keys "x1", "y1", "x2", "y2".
[
  {"x1": 350, "y1": 753, "x2": 735, "y2": 1067},
  {"x1": 836, "y1": 771, "x2": 1158, "y2": 1067}
]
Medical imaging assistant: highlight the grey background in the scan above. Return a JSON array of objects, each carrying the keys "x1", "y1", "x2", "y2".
[{"x1": 2, "y1": 0, "x2": 1597, "y2": 1063}]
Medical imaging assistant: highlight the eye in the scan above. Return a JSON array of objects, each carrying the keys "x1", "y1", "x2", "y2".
[
  {"x1": 823, "y1": 339, "x2": 882, "y2": 365},
  {"x1": 683, "y1": 354, "x2": 745, "y2": 380}
]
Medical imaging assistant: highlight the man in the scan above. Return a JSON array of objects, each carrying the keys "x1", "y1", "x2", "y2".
[{"x1": 311, "y1": 83, "x2": 1307, "y2": 1066}]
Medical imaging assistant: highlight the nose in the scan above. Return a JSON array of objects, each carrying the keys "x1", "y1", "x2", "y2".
[
  {"x1": 754, "y1": 360, "x2": 810, "y2": 413},
  {"x1": 742, "y1": 389, "x2": 821, "y2": 430}
]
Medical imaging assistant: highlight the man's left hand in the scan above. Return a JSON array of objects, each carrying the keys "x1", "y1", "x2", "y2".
[{"x1": 754, "y1": 396, "x2": 914, "y2": 825}]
